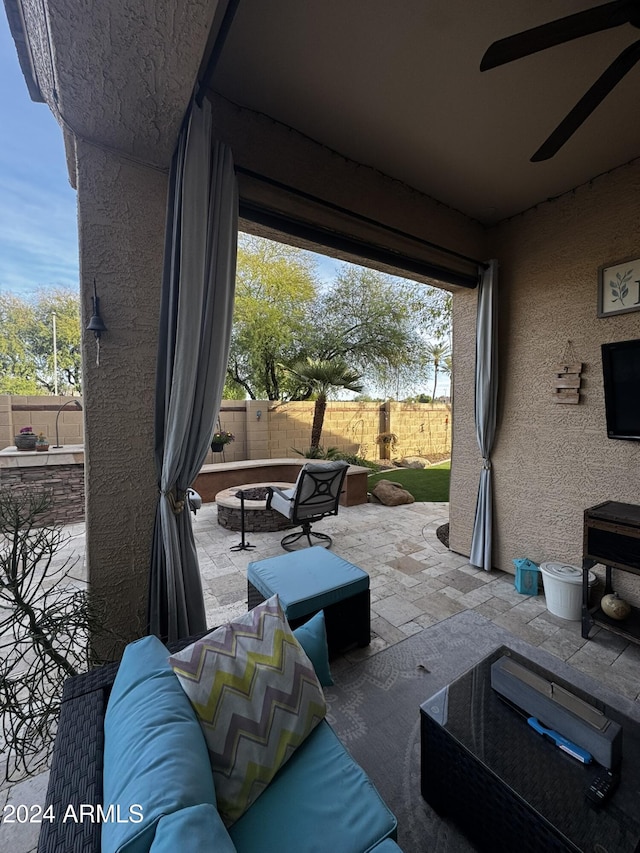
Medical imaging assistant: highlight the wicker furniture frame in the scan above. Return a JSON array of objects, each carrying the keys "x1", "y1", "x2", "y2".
[
  {"x1": 420, "y1": 647, "x2": 640, "y2": 853},
  {"x1": 37, "y1": 635, "x2": 195, "y2": 853}
]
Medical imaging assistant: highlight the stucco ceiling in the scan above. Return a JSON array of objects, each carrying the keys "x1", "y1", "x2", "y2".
[
  {"x1": 211, "y1": 0, "x2": 640, "y2": 225},
  {"x1": 7, "y1": 0, "x2": 640, "y2": 227}
]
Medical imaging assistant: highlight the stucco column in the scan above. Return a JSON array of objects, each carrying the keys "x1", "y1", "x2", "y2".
[{"x1": 75, "y1": 140, "x2": 167, "y2": 658}]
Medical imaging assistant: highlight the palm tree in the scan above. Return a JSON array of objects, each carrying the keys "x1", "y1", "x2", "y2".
[
  {"x1": 285, "y1": 358, "x2": 363, "y2": 450},
  {"x1": 425, "y1": 343, "x2": 451, "y2": 401}
]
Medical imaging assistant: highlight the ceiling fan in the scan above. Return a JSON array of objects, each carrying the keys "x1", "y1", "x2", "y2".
[{"x1": 480, "y1": 0, "x2": 640, "y2": 162}]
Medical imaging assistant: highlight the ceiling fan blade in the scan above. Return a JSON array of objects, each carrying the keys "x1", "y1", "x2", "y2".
[
  {"x1": 531, "y1": 39, "x2": 640, "y2": 161},
  {"x1": 480, "y1": 0, "x2": 635, "y2": 71}
]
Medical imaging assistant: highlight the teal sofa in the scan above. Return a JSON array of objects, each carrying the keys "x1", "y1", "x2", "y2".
[{"x1": 39, "y1": 630, "x2": 402, "y2": 853}]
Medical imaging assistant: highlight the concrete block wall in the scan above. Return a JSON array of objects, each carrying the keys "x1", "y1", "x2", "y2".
[
  {"x1": 219, "y1": 400, "x2": 452, "y2": 461},
  {"x1": 1, "y1": 397, "x2": 452, "y2": 463},
  {"x1": 0, "y1": 396, "x2": 84, "y2": 449},
  {"x1": 388, "y1": 402, "x2": 452, "y2": 459}
]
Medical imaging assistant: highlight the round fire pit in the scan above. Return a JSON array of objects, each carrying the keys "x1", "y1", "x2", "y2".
[{"x1": 215, "y1": 482, "x2": 296, "y2": 532}]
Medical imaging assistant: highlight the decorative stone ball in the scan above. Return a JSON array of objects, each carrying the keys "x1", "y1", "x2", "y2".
[{"x1": 600, "y1": 593, "x2": 631, "y2": 621}]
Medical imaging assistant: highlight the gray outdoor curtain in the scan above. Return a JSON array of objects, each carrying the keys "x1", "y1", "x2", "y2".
[
  {"x1": 148, "y1": 97, "x2": 238, "y2": 643},
  {"x1": 469, "y1": 259, "x2": 499, "y2": 572}
]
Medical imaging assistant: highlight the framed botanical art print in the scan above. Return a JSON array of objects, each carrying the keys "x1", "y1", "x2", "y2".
[{"x1": 598, "y1": 258, "x2": 640, "y2": 317}]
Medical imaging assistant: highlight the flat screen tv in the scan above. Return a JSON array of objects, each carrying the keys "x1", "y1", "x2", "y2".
[{"x1": 601, "y1": 338, "x2": 640, "y2": 441}]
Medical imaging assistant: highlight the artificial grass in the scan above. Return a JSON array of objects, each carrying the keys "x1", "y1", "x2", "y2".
[{"x1": 367, "y1": 461, "x2": 450, "y2": 502}]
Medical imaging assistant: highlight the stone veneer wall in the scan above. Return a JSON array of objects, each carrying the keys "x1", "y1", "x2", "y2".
[
  {"x1": 0, "y1": 451, "x2": 85, "y2": 525},
  {"x1": 449, "y1": 160, "x2": 640, "y2": 606}
]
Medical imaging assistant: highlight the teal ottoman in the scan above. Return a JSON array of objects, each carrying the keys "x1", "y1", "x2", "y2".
[{"x1": 247, "y1": 547, "x2": 370, "y2": 658}]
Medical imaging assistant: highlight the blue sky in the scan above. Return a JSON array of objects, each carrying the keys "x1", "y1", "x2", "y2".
[{"x1": 0, "y1": 13, "x2": 79, "y2": 297}]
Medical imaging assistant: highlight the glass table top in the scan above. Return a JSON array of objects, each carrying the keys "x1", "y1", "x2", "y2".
[{"x1": 421, "y1": 646, "x2": 640, "y2": 853}]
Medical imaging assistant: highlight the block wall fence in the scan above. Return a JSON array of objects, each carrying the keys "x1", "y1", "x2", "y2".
[{"x1": 0, "y1": 395, "x2": 451, "y2": 462}]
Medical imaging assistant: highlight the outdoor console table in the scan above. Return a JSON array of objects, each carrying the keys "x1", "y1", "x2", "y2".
[
  {"x1": 420, "y1": 647, "x2": 640, "y2": 853},
  {"x1": 582, "y1": 501, "x2": 640, "y2": 645}
]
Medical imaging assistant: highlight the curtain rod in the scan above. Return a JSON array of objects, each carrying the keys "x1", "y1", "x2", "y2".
[
  {"x1": 239, "y1": 200, "x2": 479, "y2": 289},
  {"x1": 236, "y1": 165, "x2": 486, "y2": 271}
]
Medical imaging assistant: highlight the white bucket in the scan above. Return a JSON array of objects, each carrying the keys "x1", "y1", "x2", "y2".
[{"x1": 539, "y1": 562, "x2": 596, "y2": 621}]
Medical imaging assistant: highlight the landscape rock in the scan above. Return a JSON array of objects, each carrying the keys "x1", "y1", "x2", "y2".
[
  {"x1": 401, "y1": 458, "x2": 426, "y2": 469},
  {"x1": 371, "y1": 479, "x2": 415, "y2": 506}
]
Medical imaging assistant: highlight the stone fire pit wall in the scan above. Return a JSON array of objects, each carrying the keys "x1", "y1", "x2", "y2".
[{"x1": 215, "y1": 483, "x2": 295, "y2": 533}]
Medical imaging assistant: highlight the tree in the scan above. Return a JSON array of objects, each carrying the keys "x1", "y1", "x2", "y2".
[
  {"x1": 225, "y1": 236, "x2": 453, "y2": 402},
  {"x1": 0, "y1": 294, "x2": 35, "y2": 393},
  {"x1": 225, "y1": 236, "x2": 318, "y2": 400},
  {"x1": 308, "y1": 265, "x2": 452, "y2": 398},
  {"x1": 285, "y1": 358, "x2": 363, "y2": 450},
  {"x1": 425, "y1": 342, "x2": 451, "y2": 401},
  {"x1": 0, "y1": 288, "x2": 81, "y2": 395}
]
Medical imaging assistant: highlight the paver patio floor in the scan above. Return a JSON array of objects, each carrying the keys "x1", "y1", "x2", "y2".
[{"x1": 3, "y1": 499, "x2": 639, "y2": 853}]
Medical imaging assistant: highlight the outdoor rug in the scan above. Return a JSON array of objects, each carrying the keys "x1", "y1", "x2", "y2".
[{"x1": 324, "y1": 609, "x2": 640, "y2": 853}]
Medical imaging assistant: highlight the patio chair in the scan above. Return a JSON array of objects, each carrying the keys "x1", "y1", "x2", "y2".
[{"x1": 266, "y1": 461, "x2": 349, "y2": 551}]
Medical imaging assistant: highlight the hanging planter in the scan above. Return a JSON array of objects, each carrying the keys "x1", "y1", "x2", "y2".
[{"x1": 211, "y1": 430, "x2": 235, "y2": 453}]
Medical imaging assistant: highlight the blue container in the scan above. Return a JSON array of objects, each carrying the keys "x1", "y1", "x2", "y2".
[{"x1": 513, "y1": 558, "x2": 540, "y2": 595}]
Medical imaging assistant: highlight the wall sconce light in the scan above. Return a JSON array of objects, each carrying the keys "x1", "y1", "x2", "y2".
[
  {"x1": 86, "y1": 278, "x2": 107, "y2": 366},
  {"x1": 256, "y1": 410, "x2": 262, "y2": 421}
]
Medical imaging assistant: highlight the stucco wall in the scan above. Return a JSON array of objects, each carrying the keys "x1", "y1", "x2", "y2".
[
  {"x1": 450, "y1": 161, "x2": 640, "y2": 605},
  {"x1": 76, "y1": 141, "x2": 167, "y2": 655}
]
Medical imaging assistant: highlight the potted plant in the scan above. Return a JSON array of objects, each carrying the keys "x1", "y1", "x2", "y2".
[
  {"x1": 211, "y1": 430, "x2": 235, "y2": 453},
  {"x1": 15, "y1": 426, "x2": 37, "y2": 451},
  {"x1": 36, "y1": 433, "x2": 50, "y2": 452}
]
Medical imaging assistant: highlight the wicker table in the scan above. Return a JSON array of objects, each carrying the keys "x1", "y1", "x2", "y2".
[{"x1": 420, "y1": 647, "x2": 640, "y2": 853}]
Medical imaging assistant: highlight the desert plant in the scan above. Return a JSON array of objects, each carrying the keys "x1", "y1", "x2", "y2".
[
  {"x1": 375, "y1": 432, "x2": 398, "y2": 448},
  {"x1": 0, "y1": 488, "x2": 114, "y2": 782},
  {"x1": 291, "y1": 445, "x2": 342, "y2": 459},
  {"x1": 334, "y1": 453, "x2": 381, "y2": 472},
  {"x1": 284, "y1": 358, "x2": 363, "y2": 451}
]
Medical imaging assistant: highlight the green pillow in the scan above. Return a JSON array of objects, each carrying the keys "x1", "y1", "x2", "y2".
[{"x1": 169, "y1": 596, "x2": 326, "y2": 827}]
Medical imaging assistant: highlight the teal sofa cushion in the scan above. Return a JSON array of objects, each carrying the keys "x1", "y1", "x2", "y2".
[
  {"x1": 102, "y1": 636, "x2": 216, "y2": 853},
  {"x1": 229, "y1": 720, "x2": 397, "y2": 853},
  {"x1": 149, "y1": 804, "x2": 236, "y2": 852},
  {"x1": 294, "y1": 610, "x2": 333, "y2": 687},
  {"x1": 247, "y1": 547, "x2": 369, "y2": 621}
]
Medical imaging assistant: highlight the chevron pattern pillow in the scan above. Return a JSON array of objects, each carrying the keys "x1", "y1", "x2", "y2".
[{"x1": 168, "y1": 595, "x2": 326, "y2": 826}]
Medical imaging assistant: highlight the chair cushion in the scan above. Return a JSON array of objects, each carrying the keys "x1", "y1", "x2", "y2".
[
  {"x1": 169, "y1": 595, "x2": 326, "y2": 827},
  {"x1": 248, "y1": 547, "x2": 369, "y2": 621},
  {"x1": 293, "y1": 610, "x2": 333, "y2": 687},
  {"x1": 149, "y1": 804, "x2": 236, "y2": 853},
  {"x1": 268, "y1": 486, "x2": 296, "y2": 518},
  {"x1": 102, "y1": 635, "x2": 216, "y2": 853},
  {"x1": 229, "y1": 720, "x2": 398, "y2": 853}
]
